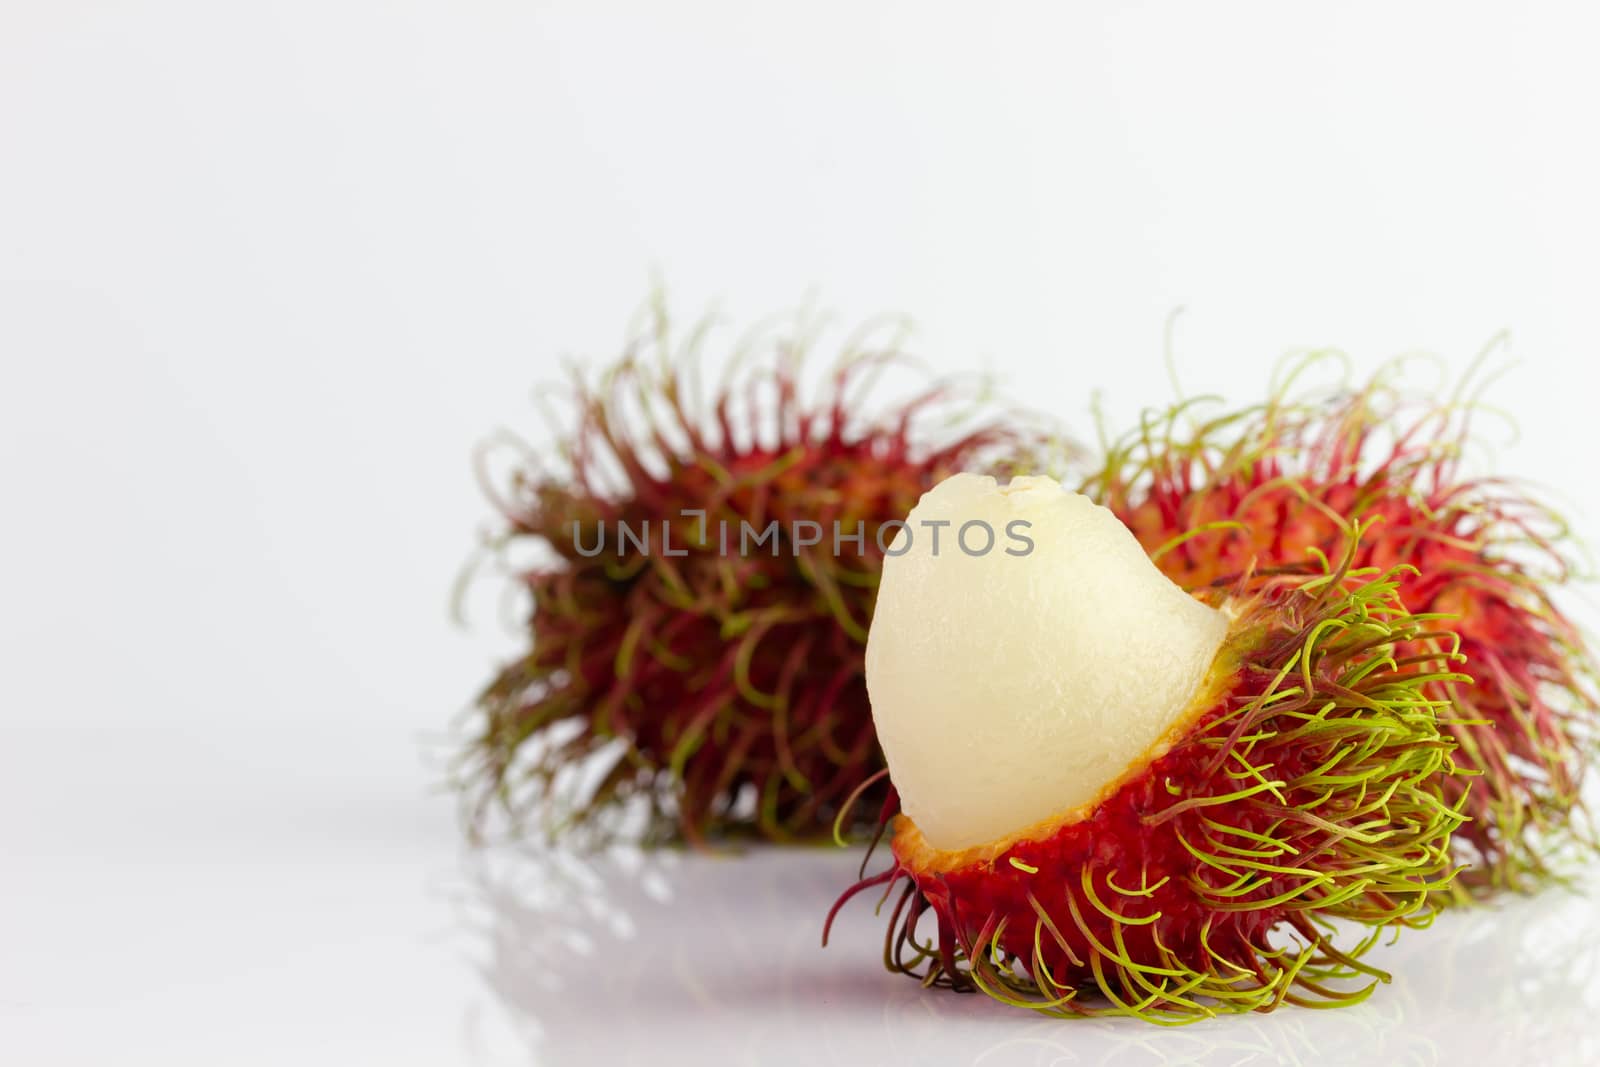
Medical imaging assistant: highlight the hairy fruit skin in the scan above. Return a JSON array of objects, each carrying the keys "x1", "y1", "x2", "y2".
[
  {"x1": 1089, "y1": 367, "x2": 1599, "y2": 894},
  {"x1": 827, "y1": 564, "x2": 1468, "y2": 1022},
  {"x1": 463, "y1": 311, "x2": 1025, "y2": 844}
]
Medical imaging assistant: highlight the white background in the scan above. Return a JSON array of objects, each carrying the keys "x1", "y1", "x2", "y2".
[{"x1": 3, "y1": 3, "x2": 1599, "y2": 1064}]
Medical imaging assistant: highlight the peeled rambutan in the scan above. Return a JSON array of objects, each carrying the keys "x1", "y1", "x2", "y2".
[
  {"x1": 1086, "y1": 361, "x2": 1599, "y2": 894},
  {"x1": 460, "y1": 308, "x2": 1028, "y2": 844},
  {"x1": 825, "y1": 472, "x2": 1468, "y2": 1021}
]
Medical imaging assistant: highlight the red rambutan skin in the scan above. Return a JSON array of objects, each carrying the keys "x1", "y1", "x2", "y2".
[
  {"x1": 825, "y1": 564, "x2": 1466, "y2": 1021},
  {"x1": 465, "y1": 311, "x2": 1033, "y2": 843},
  {"x1": 1090, "y1": 371, "x2": 1598, "y2": 892},
  {"x1": 896, "y1": 729, "x2": 1294, "y2": 995}
]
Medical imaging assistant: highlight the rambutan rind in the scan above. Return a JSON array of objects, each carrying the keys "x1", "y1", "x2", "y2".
[
  {"x1": 826, "y1": 560, "x2": 1470, "y2": 1023},
  {"x1": 459, "y1": 306, "x2": 1039, "y2": 844},
  {"x1": 1085, "y1": 358, "x2": 1600, "y2": 895}
]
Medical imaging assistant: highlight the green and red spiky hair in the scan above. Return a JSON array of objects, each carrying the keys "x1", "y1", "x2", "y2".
[
  {"x1": 459, "y1": 305, "x2": 1032, "y2": 844},
  {"x1": 825, "y1": 477, "x2": 1469, "y2": 1023},
  {"x1": 1084, "y1": 357, "x2": 1600, "y2": 895}
]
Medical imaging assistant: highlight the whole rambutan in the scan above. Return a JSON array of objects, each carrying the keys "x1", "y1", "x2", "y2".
[
  {"x1": 1084, "y1": 359, "x2": 1599, "y2": 894},
  {"x1": 460, "y1": 306, "x2": 1030, "y2": 844},
  {"x1": 825, "y1": 472, "x2": 1468, "y2": 1021}
]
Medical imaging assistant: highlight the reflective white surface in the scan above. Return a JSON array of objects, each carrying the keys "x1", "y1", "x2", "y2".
[{"x1": 5, "y1": 728, "x2": 1597, "y2": 1066}]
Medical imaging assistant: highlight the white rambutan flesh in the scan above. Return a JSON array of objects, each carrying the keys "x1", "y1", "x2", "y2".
[{"x1": 864, "y1": 473, "x2": 1229, "y2": 851}]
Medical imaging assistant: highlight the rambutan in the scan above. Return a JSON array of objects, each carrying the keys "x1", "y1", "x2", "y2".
[
  {"x1": 460, "y1": 307, "x2": 1028, "y2": 844},
  {"x1": 1085, "y1": 360, "x2": 1600, "y2": 894},
  {"x1": 825, "y1": 472, "x2": 1468, "y2": 1022}
]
